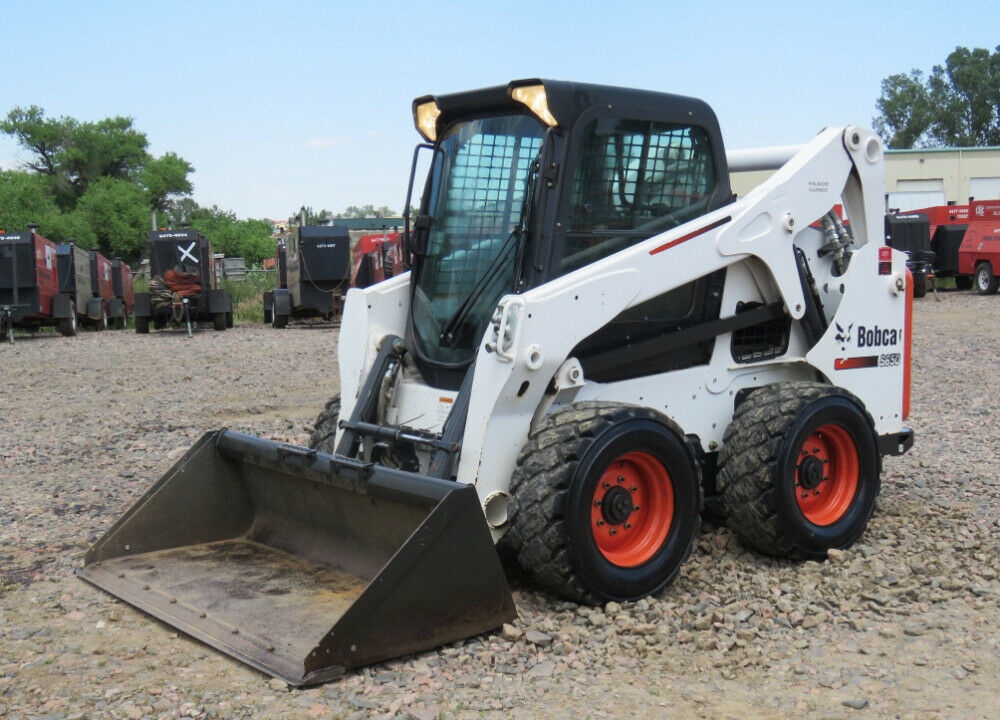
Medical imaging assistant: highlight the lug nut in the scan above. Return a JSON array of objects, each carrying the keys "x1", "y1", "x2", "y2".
[
  {"x1": 609, "y1": 528, "x2": 617, "y2": 536},
  {"x1": 597, "y1": 519, "x2": 605, "y2": 526},
  {"x1": 625, "y1": 523, "x2": 632, "y2": 530},
  {"x1": 617, "y1": 476, "x2": 625, "y2": 483}
]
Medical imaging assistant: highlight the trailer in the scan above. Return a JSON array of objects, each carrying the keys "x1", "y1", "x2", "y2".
[
  {"x1": 263, "y1": 225, "x2": 351, "y2": 328},
  {"x1": 89, "y1": 248, "x2": 117, "y2": 327},
  {"x1": 903, "y1": 200, "x2": 1000, "y2": 293},
  {"x1": 0, "y1": 225, "x2": 78, "y2": 339},
  {"x1": 55, "y1": 243, "x2": 111, "y2": 329},
  {"x1": 110, "y1": 258, "x2": 134, "y2": 328},
  {"x1": 134, "y1": 229, "x2": 233, "y2": 334},
  {"x1": 350, "y1": 230, "x2": 405, "y2": 289},
  {"x1": 884, "y1": 213, "x2": 936, "y2": 298}
]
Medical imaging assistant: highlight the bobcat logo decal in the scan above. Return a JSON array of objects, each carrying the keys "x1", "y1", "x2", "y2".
[{"x1": 834, "y1": 322, "x2": 853, "y2": 345}]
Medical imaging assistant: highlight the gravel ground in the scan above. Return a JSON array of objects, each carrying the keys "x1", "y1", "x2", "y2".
[{"x1": 1, "y1": 293, "x2": 998, "y2": 720}]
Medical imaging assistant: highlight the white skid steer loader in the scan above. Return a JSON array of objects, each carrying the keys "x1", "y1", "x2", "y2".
[{"x1": 81, "y1": 80, "x2": 914, "y2": 685}]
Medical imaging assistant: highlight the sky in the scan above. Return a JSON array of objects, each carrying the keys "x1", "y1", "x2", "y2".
[{"x1": 2, "y1": 0, "x2": 998, "y2": 221}]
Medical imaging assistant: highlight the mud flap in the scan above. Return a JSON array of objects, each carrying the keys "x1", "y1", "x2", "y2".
[{"x1": 79, "y1": 430, "x2": 515, "y2": 686}]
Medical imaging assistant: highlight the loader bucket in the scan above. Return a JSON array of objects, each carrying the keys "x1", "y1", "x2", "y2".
[{"x1": 79, "y1": 430, "x2": 515, "y2": 686}]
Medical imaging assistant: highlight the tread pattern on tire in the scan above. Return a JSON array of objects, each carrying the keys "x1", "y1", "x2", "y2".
[
  {"x1": 717, "y1": 381, "x2": 879, "y2": 558},
  {"x1": 505, "y1": 401, "x2": 700, "y2": 604},
  {"x1": 308, "y1": 394, "x2": 341, "y2": 453}
]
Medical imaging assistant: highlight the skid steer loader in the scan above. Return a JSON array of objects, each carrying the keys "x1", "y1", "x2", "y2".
[{"x1": 81, "y1": 80, "x2": 914, "y2": 685}]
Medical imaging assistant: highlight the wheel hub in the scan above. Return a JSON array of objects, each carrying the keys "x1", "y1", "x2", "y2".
[
  {"x1": 797, "y1": 455, "x2": 826, "y2": 491},
  {"x1": 601, "y1": 486, "x2": 634, "y2": 525}
]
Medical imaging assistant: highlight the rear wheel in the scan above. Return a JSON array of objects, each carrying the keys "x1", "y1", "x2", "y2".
[
  {"x1": 98, "y1": 306, "x2": 109, "y2": 331},
  {"x1": 272, "y1": 313, "x2": 288, "y2": 329},
  {"x1": 718, "y1": 382, "x2": 880, "y2": 558},
  {"x1": 506, "y1": 402, "x2": 701, "y2": 603},
  {"x1": 308, "y1": 394, "x2": 341, "y2": 454},
  {"x1": 974, "y1": 262, "x2": 999, "y2": 295},
  {"x1": 58, "y1": 302, "x2": 77, "y2": 337}
]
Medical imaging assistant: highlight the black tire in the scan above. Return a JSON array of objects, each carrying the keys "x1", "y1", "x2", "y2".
[
  {"x1": 974, "y1": 262, "x2": 999, "y2": 295},
  {"x1": 226, "y1": 311, "x2": 234, "y2": 329},
  {"x1": 955, "y1": 275, "x2": 973, "y2": 290},
  {"x1": 308, "y1": 394, "x2": 341, "y2": 453},
  {"x1": 58, "y1": 302, "x2": 77, "y2": 337},
  {"x1": 717, "y1": 382, "x2": 880, "y2": 558},
  {"x1": 213, "y1": 312, "x2": 227, "y2": 331},
  {"x1": 912, "y1": 272, "x2": 927, "y2": 298},
  {"x1": 135, "y1": 316, "x2": 149, "y2": 334},
  {"x1": 272, "y1": 313, "x2": 288, "y2": 329},
  {"x1": 263, "y1": 306, "x2": 273, "y2": 324},
  {"x1": 98, "y1": 306, "x2": 109, "y2": 331},
  {"x1": 506, "y1": 401, "x2": 702, "y2": 604}
]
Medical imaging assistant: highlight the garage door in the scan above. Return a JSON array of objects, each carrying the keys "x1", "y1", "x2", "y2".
[
  {"x1": 970, "y1": 177, "x2": 1000, "y2": 201},
  {"x1": 887, "y1": 179, "x2": 945, "y2": 212}
]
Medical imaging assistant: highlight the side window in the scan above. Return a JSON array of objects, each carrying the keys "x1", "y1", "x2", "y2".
[{"x1": 560, "y1": 118, "x2": 716, "y2": 275}]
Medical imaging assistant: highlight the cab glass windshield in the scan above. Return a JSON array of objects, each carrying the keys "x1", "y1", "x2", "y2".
[{"x1": 411, "y1": 114, "x2": 544, "y2": 365}]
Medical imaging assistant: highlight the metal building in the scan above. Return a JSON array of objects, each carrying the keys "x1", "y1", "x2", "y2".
[{"x1": 730, "y1": 146, "x2": 1000, "y2": 211}]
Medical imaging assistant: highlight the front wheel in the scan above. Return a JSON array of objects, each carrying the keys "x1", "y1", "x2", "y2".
[
  {"x1": 506, "y1": 402, "x2": 701, "y2": 603},
  {"x1": 974, "y1": 262, "x2": 999, "y2": 295},
  {"x1": 308, "y1": 394, "x2": 341, "y2": 454},
  {"x1": 58, "y1": 302, "x2": 78, "y2": 337},
  {"x1": 718, "y1": 382, "x2": 880, "y2": 558}
]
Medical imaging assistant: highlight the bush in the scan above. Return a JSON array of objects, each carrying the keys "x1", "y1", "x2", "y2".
[{"x1": 222, "y1": 269, "x2": 275, "y2": 324}]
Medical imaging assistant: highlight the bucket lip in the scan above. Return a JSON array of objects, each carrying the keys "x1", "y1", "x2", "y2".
[{"x1": 77, "y1": 561, "x2": 327, "y2": 686}]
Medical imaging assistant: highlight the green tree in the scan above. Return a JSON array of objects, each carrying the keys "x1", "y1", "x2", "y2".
[
  {"x1": 0, "y1": 171, "x2": 97, "y2": 246},
  {"x1": 142, "y1": 152, "x2": 194, "y2": 227},
  {"x1": 187, "y1": 205, "x2": 275, "y2": 266},
  {"x1": 1, "y1": 106, "x2": 150, "y2": 207},
  {"x1": 74, "y1": 177, "x2": 149, "y2": 258},
  {"x1": 286, "y1": 206, "x2": 334, "y2": 226},
  {"x1": 874, "y1": 46, "x2": 1000, "y2": 148},
  {"x1": 335, "y1": 204, "x2": 397, "y2": 219},
  {"x1": 162, "y1": 196, "x2": 200, "y2": 229},
  {"x1": 873, "y1": 71, "x2": 933, "y2": 149},
  {"x1": 0, "y1": 170, "x2": 60, "y2": 232}
]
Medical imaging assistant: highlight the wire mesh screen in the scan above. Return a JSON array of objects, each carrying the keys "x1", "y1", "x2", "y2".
[
  {"x1": 427, "y1": 128, "x2": 541, "y2": 313},
  {"x1": 731, "y1": 302, "x2": 791, "y2": 362},
  {"x1": 561, "y1": 120, "x2": 716, "y2": 274}
]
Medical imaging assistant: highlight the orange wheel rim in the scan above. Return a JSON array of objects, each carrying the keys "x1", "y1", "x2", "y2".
[
  {"x1": 794, "y1": 423, "x2": 859, "y2": 526},
  {"x1": 590, "y1": 451, "x2": 674, "y2": 567}
]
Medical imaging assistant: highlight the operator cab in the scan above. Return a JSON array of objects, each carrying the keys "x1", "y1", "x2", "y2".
[{"x1": 406, "y1": 79, "x2": 734, "y2": 390}]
